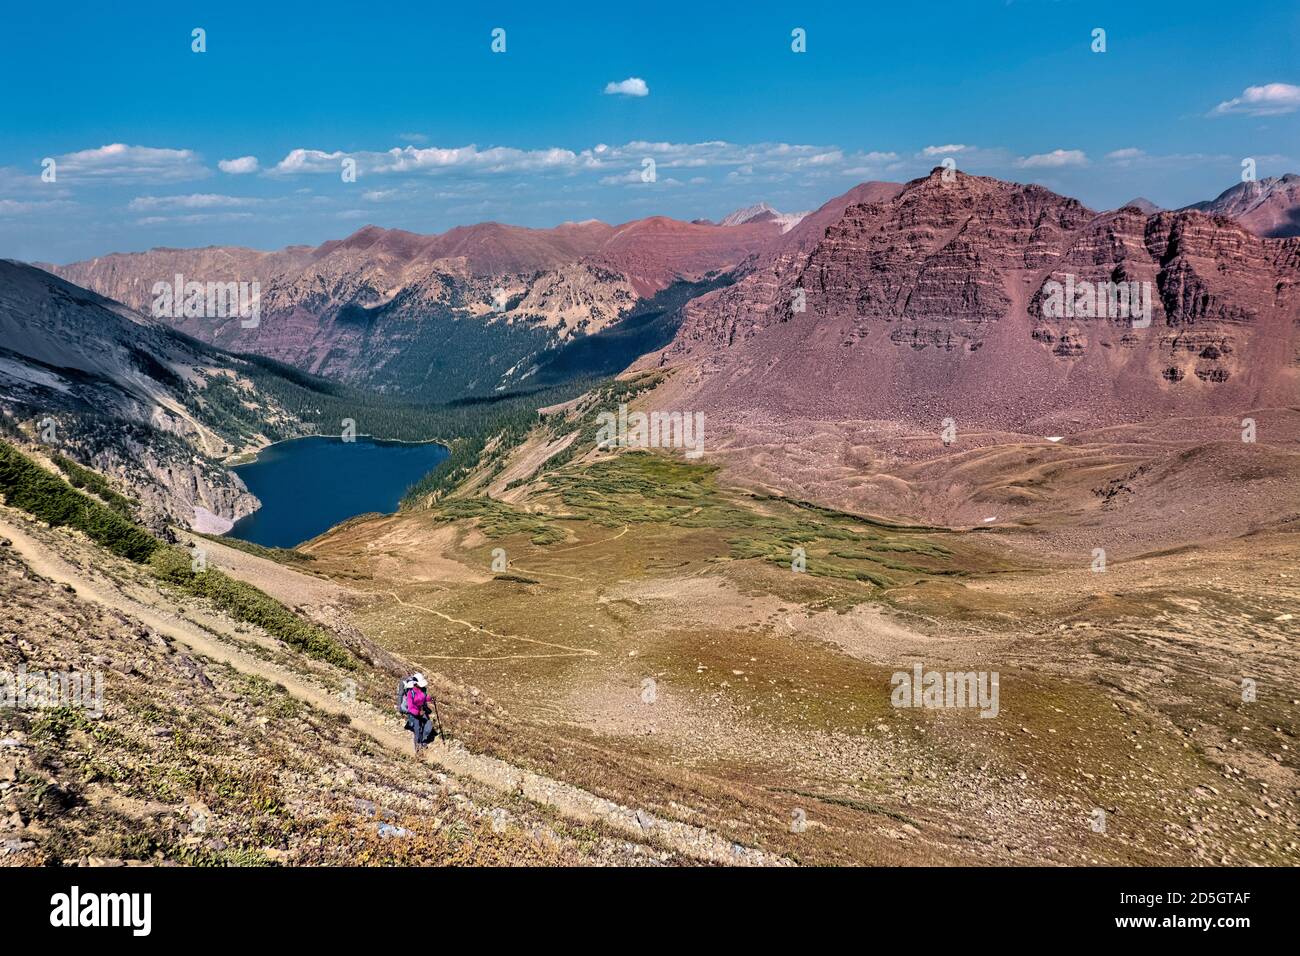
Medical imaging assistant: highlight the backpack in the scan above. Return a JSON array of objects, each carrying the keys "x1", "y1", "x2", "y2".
[{"x1": 396, "y1": 679, "x2": 412, "y2": 715}]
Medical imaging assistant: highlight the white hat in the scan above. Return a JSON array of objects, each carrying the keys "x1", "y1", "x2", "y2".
[{"x1": 412, "y1": 672, "x2": 427, "y2": 688}]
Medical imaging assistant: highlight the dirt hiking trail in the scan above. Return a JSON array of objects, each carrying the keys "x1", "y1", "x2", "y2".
[{"x1": 0, "y1": 513, "x2": 785, "y2": 866}]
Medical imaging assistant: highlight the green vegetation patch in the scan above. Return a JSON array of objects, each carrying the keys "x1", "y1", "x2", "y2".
[
  {"x1": 540, "y1": 452, "x2": 973, "y2": 590},
  {"x1": 430, "y1": 497, "x2": 566, "y2": 545},
  {"x1": 0, "y1": 440, "x2": 159, "y2": 561},
  {"x1": 149, "y1": 547, "x2": 355, "y2": 668},
  {"x1": 1, "y1": 439, "x2": 353, "y2": 668},
  {"x1": 529, "y1": 372, "x2": 666, "y2": 478},
  {"x1": 50, "y1": 454, "x2": 140, "y2": 518}
]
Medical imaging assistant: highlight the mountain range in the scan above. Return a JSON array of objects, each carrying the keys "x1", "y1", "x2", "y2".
[
  {"x1": 0, "y1": 259, "x2": 315, "y2": 530},
  {"x1": 43, "y1": 173, "x2": 1299, "y2": 405},
  {"x1": 717, "y1": 202, "x2": 810, "y2": 232},
  {"x1": 3, "y1": 170, "x2": 1299, "y2": 873},
  {"x1": 47, "y1": 214, "x2": 782, "y2": 398},
  {"x1": 6, "y1": 170, "x2": 1298, "y2": 533}
]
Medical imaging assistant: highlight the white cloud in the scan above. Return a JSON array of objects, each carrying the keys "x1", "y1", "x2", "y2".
[
  {"x1": 922, "y1": 144, "x2": 970, "y2": 156},
  {"x1": 385, "y1": 145, "x2": 582, "y2": 174},
  {"x1": 841, "y1": 151, "x2": 901, "y2": 175},
  {"x1": 1211, "y1": 82, "x2": 1300, "y2": 116},
  {"x1": 599, "y1": 169, "x2": 651, "y2": 186},
  {"x1": 603, "y1": 77, "x2": 649, "y2": 97},
  {"x1": 53, "y1": 144, "x2": 208, "y2": 182},
  {"x1": 269, "y1": 145, "x2": 587, "y2": 177},
  {"x1": 218, "y1": 156, "x2": 259, "y2": 174},
  {"x1": 266, "y1": 140, "x2": 869, "y2": 182},
  {"x1": 803, "y1": 150, "x2": 843, "y2": 166},
  {"x1": 1017, "y1": 149, "x2": 1088, "y2": 169},
  {"x1": 361, "y1": 189, "x2": 399, "y2": 201},
  {"x1": 1101, "y1": 149, "x2": 1234, "y2": 171},
  {"x1": 0, "y1": 198, "x2": 75, "y2": 217},
  {"x1": 271, "y1": 148, "x2": 350, "y2": 174},
  {"x1": 133, "y1": 212, "x2": 256, "y2": 226},
  {"x1": 128, "y1": 194, "x2": 258, "y2": 211},
  {"x1": 0, "y1": 166, "x2": 70, "y2": 198},
  {"x1": 397, "y1": 132, "x2": 429, "y2": 143}
]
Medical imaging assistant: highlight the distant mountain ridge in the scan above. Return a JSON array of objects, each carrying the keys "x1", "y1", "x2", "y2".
[
  {"x1": 1118, "y1": 197, "x2": 1162, "y2": 214},
  {"x1": 39, "y1": 172, "x2": 1300, "y2": 405},
  {"x1": 718, "y1": 202, "x2": 809, "y2": 232},
  {"x1": 47, "y1": 214, "x2": 782, "y2": 398},
  {"x1": 1182, "y1": 174, "x2": 1300, "y2": 238}
]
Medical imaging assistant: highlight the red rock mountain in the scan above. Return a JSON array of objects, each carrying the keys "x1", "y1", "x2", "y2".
[
  {"x1": 643, "y1": 169, "x2": 1300, "y2": 433},
  {"x1": 49, "y1": 216, "x2": 781, "y2": 397}
]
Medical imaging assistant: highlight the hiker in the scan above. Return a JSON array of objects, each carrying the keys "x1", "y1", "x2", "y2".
[{"x1": 401, "y1": 672, "x2": 435, "y2": 753}]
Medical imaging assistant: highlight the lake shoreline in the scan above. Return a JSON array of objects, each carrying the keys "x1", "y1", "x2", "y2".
[{"x1": 226, "y1": 432, "x2": 449, "y2": 467}]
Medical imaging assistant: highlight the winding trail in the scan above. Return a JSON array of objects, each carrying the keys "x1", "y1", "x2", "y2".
[
  {"x1": 503, "y1": 524, "x2": 633, "y2": 583},
  {"x1": 536, "y1": 524, "x2": 631, "y2": 554},
  {"x1": 378, "y1": 588, "x2": 599, "y2": 661}
]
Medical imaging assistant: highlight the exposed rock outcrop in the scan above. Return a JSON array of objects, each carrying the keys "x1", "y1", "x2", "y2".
[{"x1": 645, "y1": 169, "x2": 1300, "y2": 432}]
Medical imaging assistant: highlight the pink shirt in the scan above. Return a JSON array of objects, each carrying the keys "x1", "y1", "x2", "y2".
[{"x1": 405, "y1": 686, "x2": 427, "y2": 715}]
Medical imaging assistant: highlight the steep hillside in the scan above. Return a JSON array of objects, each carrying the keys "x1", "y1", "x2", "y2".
[
  {"x1": 0, "y1": 261, "x2": 577, "y2": 534},
  {"x1": 0, "y1": 443, "x2": 777, "y2": 866},
  {"x1": 0, "y1": 260, "x2": 312, "y2": 531}
]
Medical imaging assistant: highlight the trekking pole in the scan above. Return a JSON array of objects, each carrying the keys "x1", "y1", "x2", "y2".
[{"x1": 431, "y1": 696, "x2": 446, "y2": 739}]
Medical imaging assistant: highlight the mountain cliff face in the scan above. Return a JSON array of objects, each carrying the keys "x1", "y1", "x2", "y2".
[
  {"x1": 0, "y1": 260, "x2": 310, "y2": 532},
  {"x1": 51, "y1": 217, "x2": 781, "y2": 399},
  {"x1": 645, "y1": 169, "x2": 1300, "y2": 433}
]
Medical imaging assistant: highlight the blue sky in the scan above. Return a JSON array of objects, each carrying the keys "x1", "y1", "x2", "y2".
[{"x1": 2, "y1": 0, "x2": 1296, "y2": 263}]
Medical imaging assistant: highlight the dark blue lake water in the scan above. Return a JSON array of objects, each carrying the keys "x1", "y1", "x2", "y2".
[{"x1": 227, "y1": 436, "x2": 448, "y2": 548}]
